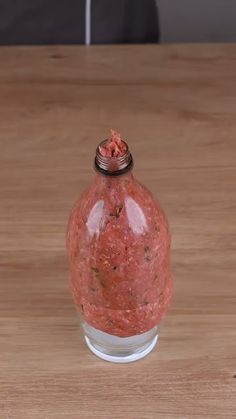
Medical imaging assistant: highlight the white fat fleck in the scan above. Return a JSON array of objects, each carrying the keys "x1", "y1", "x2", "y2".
[
  {"x1": 86, "y1": 200, "x2": 104, "y2": 236},
  {"x1": 125, "y1": 197, "x2": 147, "y2": 235}
]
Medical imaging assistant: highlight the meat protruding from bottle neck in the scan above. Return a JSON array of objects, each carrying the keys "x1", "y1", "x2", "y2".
[{"x1": 95, "y1": 130, "x2": 133, "y2": 175}]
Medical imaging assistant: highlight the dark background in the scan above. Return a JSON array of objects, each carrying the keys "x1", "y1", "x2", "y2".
[
  {"x1": 0, "y1": 0, "x2": 159, "y2": 45},
  {"x1": 0, "y1": 0, "x2": 236, "y2": 45}
]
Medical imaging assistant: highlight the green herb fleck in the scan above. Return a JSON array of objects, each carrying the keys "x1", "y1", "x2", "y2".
[
  {"x1": 128, "y1": 289, "x2": 136, "y2": 298},
  {"x1": 144, "y1": 245, "x2": 151, "y2": 262},
  {"x1": 91, "y1": 267, "x2": 107, "y2": 288},
  {"x1": 99, "y1": 277, "x2": 106, "y2": 288},
  {"x1": 116, "y1": 204, "x2": 123, "y2": 213},
  {"x1": 159, "y1": 293, "x2": 164, "y2": 304},
  {"x1": 110, "y1": 204, "x2": 123, "y2": 219}
]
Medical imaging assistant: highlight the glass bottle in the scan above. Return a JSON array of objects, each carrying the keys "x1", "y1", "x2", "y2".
[{"x1": 66, "y1": 132, "x2": 172, "y2": 363}]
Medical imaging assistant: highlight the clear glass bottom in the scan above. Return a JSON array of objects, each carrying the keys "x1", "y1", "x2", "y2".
[{"x1": 82, "y1": 321, "x2": 158, "y2": 363}]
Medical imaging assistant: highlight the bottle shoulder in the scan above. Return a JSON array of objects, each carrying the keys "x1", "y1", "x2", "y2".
[{"x1": 67, "y1": 175, "x2": 169, "y2": 244}]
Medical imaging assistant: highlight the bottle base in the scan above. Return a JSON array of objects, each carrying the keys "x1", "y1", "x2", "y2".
[{"x1": 82, "y1": 321, "x2": 158, "y2": 363}]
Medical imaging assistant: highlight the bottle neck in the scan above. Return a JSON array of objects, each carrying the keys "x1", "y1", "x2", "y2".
[
  {"x1": 95, "y1": 169, "x2": 134, "y2": 186},
  {"x1": 94, "y1": 139, "x2": 133, "y2": 177}
]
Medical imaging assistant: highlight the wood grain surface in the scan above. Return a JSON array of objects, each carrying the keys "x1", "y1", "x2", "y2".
[{"x1": 0, "y1": 44, "x2": 236, "y2": 419}]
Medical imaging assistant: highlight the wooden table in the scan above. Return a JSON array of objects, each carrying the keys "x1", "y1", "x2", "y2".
[{"x1": 0, "y1": 44, "x2": 236, "y2": 419}]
